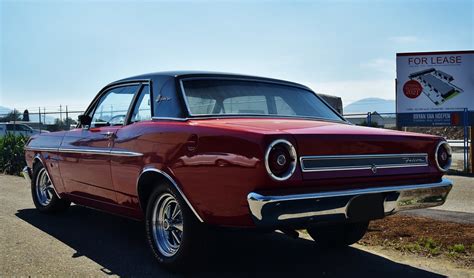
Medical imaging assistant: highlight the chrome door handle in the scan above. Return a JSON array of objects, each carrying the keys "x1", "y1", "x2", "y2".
[{"x1": 102, "y1": 131, "x2": 117, "y2": 139}]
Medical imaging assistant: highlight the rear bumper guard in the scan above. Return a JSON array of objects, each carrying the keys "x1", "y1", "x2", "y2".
[{"x1": 247, "y1": 178, "x2": 453, "y2": 227}]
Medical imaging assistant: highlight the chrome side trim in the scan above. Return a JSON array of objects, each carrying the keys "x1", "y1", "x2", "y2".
[
  {"x1": 247, "y1": 178, "x2": 452, "y2": 224},
  {"x1": 25, "y1": 147, "x2": 59, "y2": 152},
  {"x1": 300, "y1": 153, "x2": 429, "y2": 172},
  {"x1": 137, "y1": 167, "x2": 204, "y2": 223},
  {"x1": 25, "y1": 146, "x2": 143, "y2": 157},
  {"x1": 152, "y1": 117, "x2": 189, "y2": 121},
  {"x1": 31, "y1": 154, "x2": 62, "y2": 199}
]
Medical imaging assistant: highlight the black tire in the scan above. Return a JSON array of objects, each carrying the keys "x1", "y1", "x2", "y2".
[
  {"x1": 31, "y1": 162, "x2": 70, "y2": 213},
  {"x1": 306, "y1": 221, "x2": 369, "y2": 248},
  {"x1": 145, "y1": 183, "x2": 206, "y2": 270}
]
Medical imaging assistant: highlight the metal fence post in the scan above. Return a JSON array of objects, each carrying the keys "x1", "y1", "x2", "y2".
[
  {"x1": 65, "y1": 105, "x2": 69, "y2": 130},
  {"x1": 463, "y1": 108, "x2": 469, "y2": 172}
]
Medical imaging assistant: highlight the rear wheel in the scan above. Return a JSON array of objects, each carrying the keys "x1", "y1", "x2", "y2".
[
  {"x1": 306, "y1": 221, "x2": 369, "y2": 248},
  {"x1": 145, "y1": 183, "x2": 205, "y2": 269},
  {"x1": 31, "y1": 162, "x2": 70, "y2": 213}
]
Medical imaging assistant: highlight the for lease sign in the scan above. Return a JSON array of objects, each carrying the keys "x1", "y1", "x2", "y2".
[{"x1": 396, "y1": 50, "x2": 474, "y2": 126}]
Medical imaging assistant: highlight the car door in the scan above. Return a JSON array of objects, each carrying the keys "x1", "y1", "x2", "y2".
[
  {"x1": 59, "y1": 84, "x2": 140, "y2": 204},
  {"x1": 110, "y1": 84, "x2": 152, "y2": 209}
]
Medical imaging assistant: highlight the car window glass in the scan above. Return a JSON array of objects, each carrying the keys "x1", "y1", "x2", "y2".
[
  {"x1": 275, "y1": 96, "x2": 296, "y2": 115},
  {"x1": 182, "y1": 79, "x2": 343, "y2": 121},
  {"x1": 223, "y1": 95, "x2": 268, "y2": 114},
  {"x1": 19, "y1": 125, "x2": 30, "y2": 131},
  {"x1": 186, "y1": 96, "x2": 216, "y2": 114},
  {"x1": 90, "y1": 85, "x2": 138, "y2": 127},
  {"x1": 131, "y1": 85, "x2": 152, "y2": 123}
]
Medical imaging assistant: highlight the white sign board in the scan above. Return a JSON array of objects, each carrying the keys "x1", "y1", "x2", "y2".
[{"x1": 396, "y1": 51, "x2": 474, "y2": 114}]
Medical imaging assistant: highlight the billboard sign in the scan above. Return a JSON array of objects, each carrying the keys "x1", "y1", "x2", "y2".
[{"x1": 396, "y1": 50, "x2": 474, "y2": 126}]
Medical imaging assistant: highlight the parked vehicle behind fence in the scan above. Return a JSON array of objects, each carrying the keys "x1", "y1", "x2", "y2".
[
  {"x1": 0, "y1": 123, "x2": 45, "y2": 137},
  {"x1": 23, "y1": 71, "x2": 453, "y2": 269}
]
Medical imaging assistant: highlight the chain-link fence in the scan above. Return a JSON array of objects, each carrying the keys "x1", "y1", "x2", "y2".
[{"x1": 0, "y1": 107, "x2": 470, "y2": 172}]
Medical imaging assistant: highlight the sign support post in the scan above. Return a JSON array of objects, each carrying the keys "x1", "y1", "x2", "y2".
[
  {"x1": 464, "y1": 108, "x2": 469, "y2": 172},
  {"x1": 471, "y1": 126, "x2": 473, "y2": 173}
]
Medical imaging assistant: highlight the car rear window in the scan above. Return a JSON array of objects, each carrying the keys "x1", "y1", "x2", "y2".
[{"x1": 181, "y1": 79, "x2": 343, "y2": 121}]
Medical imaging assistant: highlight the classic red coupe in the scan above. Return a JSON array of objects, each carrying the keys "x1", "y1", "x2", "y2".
[{"x1": 23, "y1": 71, "x2": 453, "y2": 268}]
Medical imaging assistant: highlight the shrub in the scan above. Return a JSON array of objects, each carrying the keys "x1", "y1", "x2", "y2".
[
  {"x1": 448, "y1": 244, "x2": 465, "y2": 253},
  {"x1": 0, "y1": 133, "x2": 28, "y2": 176}
]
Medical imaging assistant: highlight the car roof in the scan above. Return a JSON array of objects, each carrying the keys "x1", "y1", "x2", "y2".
[{"x1": 110, "y1": 71, "x2": 312, "y2": 91}]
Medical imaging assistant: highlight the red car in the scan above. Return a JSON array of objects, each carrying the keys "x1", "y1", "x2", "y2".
[{"x1": 23, "y1": 71, "x2": 453, "y2": 268}]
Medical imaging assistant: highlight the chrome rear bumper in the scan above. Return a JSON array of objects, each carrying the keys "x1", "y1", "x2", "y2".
[{"x1": 247, "y1": 178, "x2": 453, "y2": 227}]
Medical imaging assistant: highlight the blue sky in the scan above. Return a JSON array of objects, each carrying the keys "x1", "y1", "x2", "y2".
[{"x1": 1, "y1": 0, "x2": 472, "y2": 112}]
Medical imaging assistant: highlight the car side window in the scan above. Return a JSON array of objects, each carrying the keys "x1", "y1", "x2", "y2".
[
  {"x1": 130, "y1": 85, "x2": 152, "y2": 123},
  {"x1": 90, "y1": 85, "x2": 138, "y2": 127},
  {"x1": 18, "y1": 124, "x2": 31, "y2": 131}
]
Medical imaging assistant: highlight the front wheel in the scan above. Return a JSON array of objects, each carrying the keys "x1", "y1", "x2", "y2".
[
  {"x1": 306, "y1": 221, "x2": 369, "y2": 248},
  {"x1": 31, "y1": 162, "x2": 70, "y2": 213},
  {"x1": 145, "y1": 184, "x2": 205, "y2": 269}
]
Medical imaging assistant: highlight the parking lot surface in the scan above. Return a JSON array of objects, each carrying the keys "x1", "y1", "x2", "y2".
[{"x1": 1, "y1": 174, "x2": 472, "y2": 277}]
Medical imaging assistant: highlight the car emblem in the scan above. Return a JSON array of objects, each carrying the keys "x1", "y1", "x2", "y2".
[
  {"x1": 371, "y1": 164, "x2": 377, "y2": 174},
  {"x1": 277, "y1": 154, "x2": 287, "y2": 166}
]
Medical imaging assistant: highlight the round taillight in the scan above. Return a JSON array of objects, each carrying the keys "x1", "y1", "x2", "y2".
[
  {"x1": 435, "y1": 141, "x2": 452, "y2": 172},
  {"x1": 265, "y1": 139, "x2": 297, "y2": 181}
]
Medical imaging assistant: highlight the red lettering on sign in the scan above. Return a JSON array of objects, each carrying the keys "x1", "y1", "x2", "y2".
[{"x1": 403, "y1": 80, "x2": 423, "y2": 99}]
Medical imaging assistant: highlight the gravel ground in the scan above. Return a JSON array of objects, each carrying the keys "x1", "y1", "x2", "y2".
[{"x1": 1, "y1": 174, "x2": 473, "y2": 277}]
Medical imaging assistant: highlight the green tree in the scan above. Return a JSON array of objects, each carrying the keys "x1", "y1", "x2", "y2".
[
  {"x1": 0, "y1": 110, "x2": 21, "y2": 122},
  {"x1": 22, "y1": 109, "x2": 30, "y2": 121},
  {"x1": 47, "y1": 117, "x2": 78, "y2": 131}
]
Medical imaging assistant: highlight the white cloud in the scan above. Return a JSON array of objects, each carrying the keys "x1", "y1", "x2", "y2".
[
  {"x1": 304, "y1": 79, "x2": 395, "y2": 105},
  {"x1": 389, "y1": 36, "x2": 423, "y2": 44},
  {"x1": 361, "y1": 58, "x2": 396, "y2": 75}
]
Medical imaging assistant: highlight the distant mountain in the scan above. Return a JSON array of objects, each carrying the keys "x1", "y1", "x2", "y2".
[
  {"x1": 344, "y1": 98, "x2": 395, "y2": 114},
  {"x1": 0, "y1": 106, "x2": 11, "y2": 115}
]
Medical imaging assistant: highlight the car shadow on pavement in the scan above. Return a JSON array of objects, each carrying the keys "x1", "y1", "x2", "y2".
[{"x1": 16, "y1": 206, "x2": 444, "y2": 277}]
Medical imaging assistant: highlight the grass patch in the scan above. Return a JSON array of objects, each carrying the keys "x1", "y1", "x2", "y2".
[
  {"x1": 448, "y1": 244, "x2": 465, "y2": 254},
  {"x1": 360, "y1": 215, "x2": 474, "y2": 267}
]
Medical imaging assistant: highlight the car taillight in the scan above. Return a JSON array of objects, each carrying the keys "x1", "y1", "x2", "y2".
[
  {"x1": 435, "y1": 141, "x2": 452, "y2": 172},
  {"x1": 265, "y1": 139, "x2": 297, "y2": 181}
]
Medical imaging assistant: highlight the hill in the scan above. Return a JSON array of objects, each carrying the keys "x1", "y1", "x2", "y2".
[{"x1": 344, "y1": 98, "x2": 395, "y2": 114}]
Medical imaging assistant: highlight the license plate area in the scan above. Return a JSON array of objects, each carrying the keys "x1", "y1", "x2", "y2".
[{"x1": 346, "y1": 193, "x2": 385, "y2": 221}]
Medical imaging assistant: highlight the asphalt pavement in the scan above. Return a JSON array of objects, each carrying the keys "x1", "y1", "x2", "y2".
[
  {"x1": 401, "y1": 175, "x2": 474, "y2": 224},
  {"x1": 0, "y1": 174, "x2": 472, "y2": 277}
]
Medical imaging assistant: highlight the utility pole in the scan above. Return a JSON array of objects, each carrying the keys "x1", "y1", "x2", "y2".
[{"x1": 38, "y1": 107, "x2": 42, "y2": 133}]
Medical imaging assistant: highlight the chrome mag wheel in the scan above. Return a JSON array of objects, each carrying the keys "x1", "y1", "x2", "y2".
[
  {"x1": 35, "y1": 168, "x2": 54, "y2": 206},
  {"x1": 152, "y1": 193, "x2": 183, "y2": 257}
]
